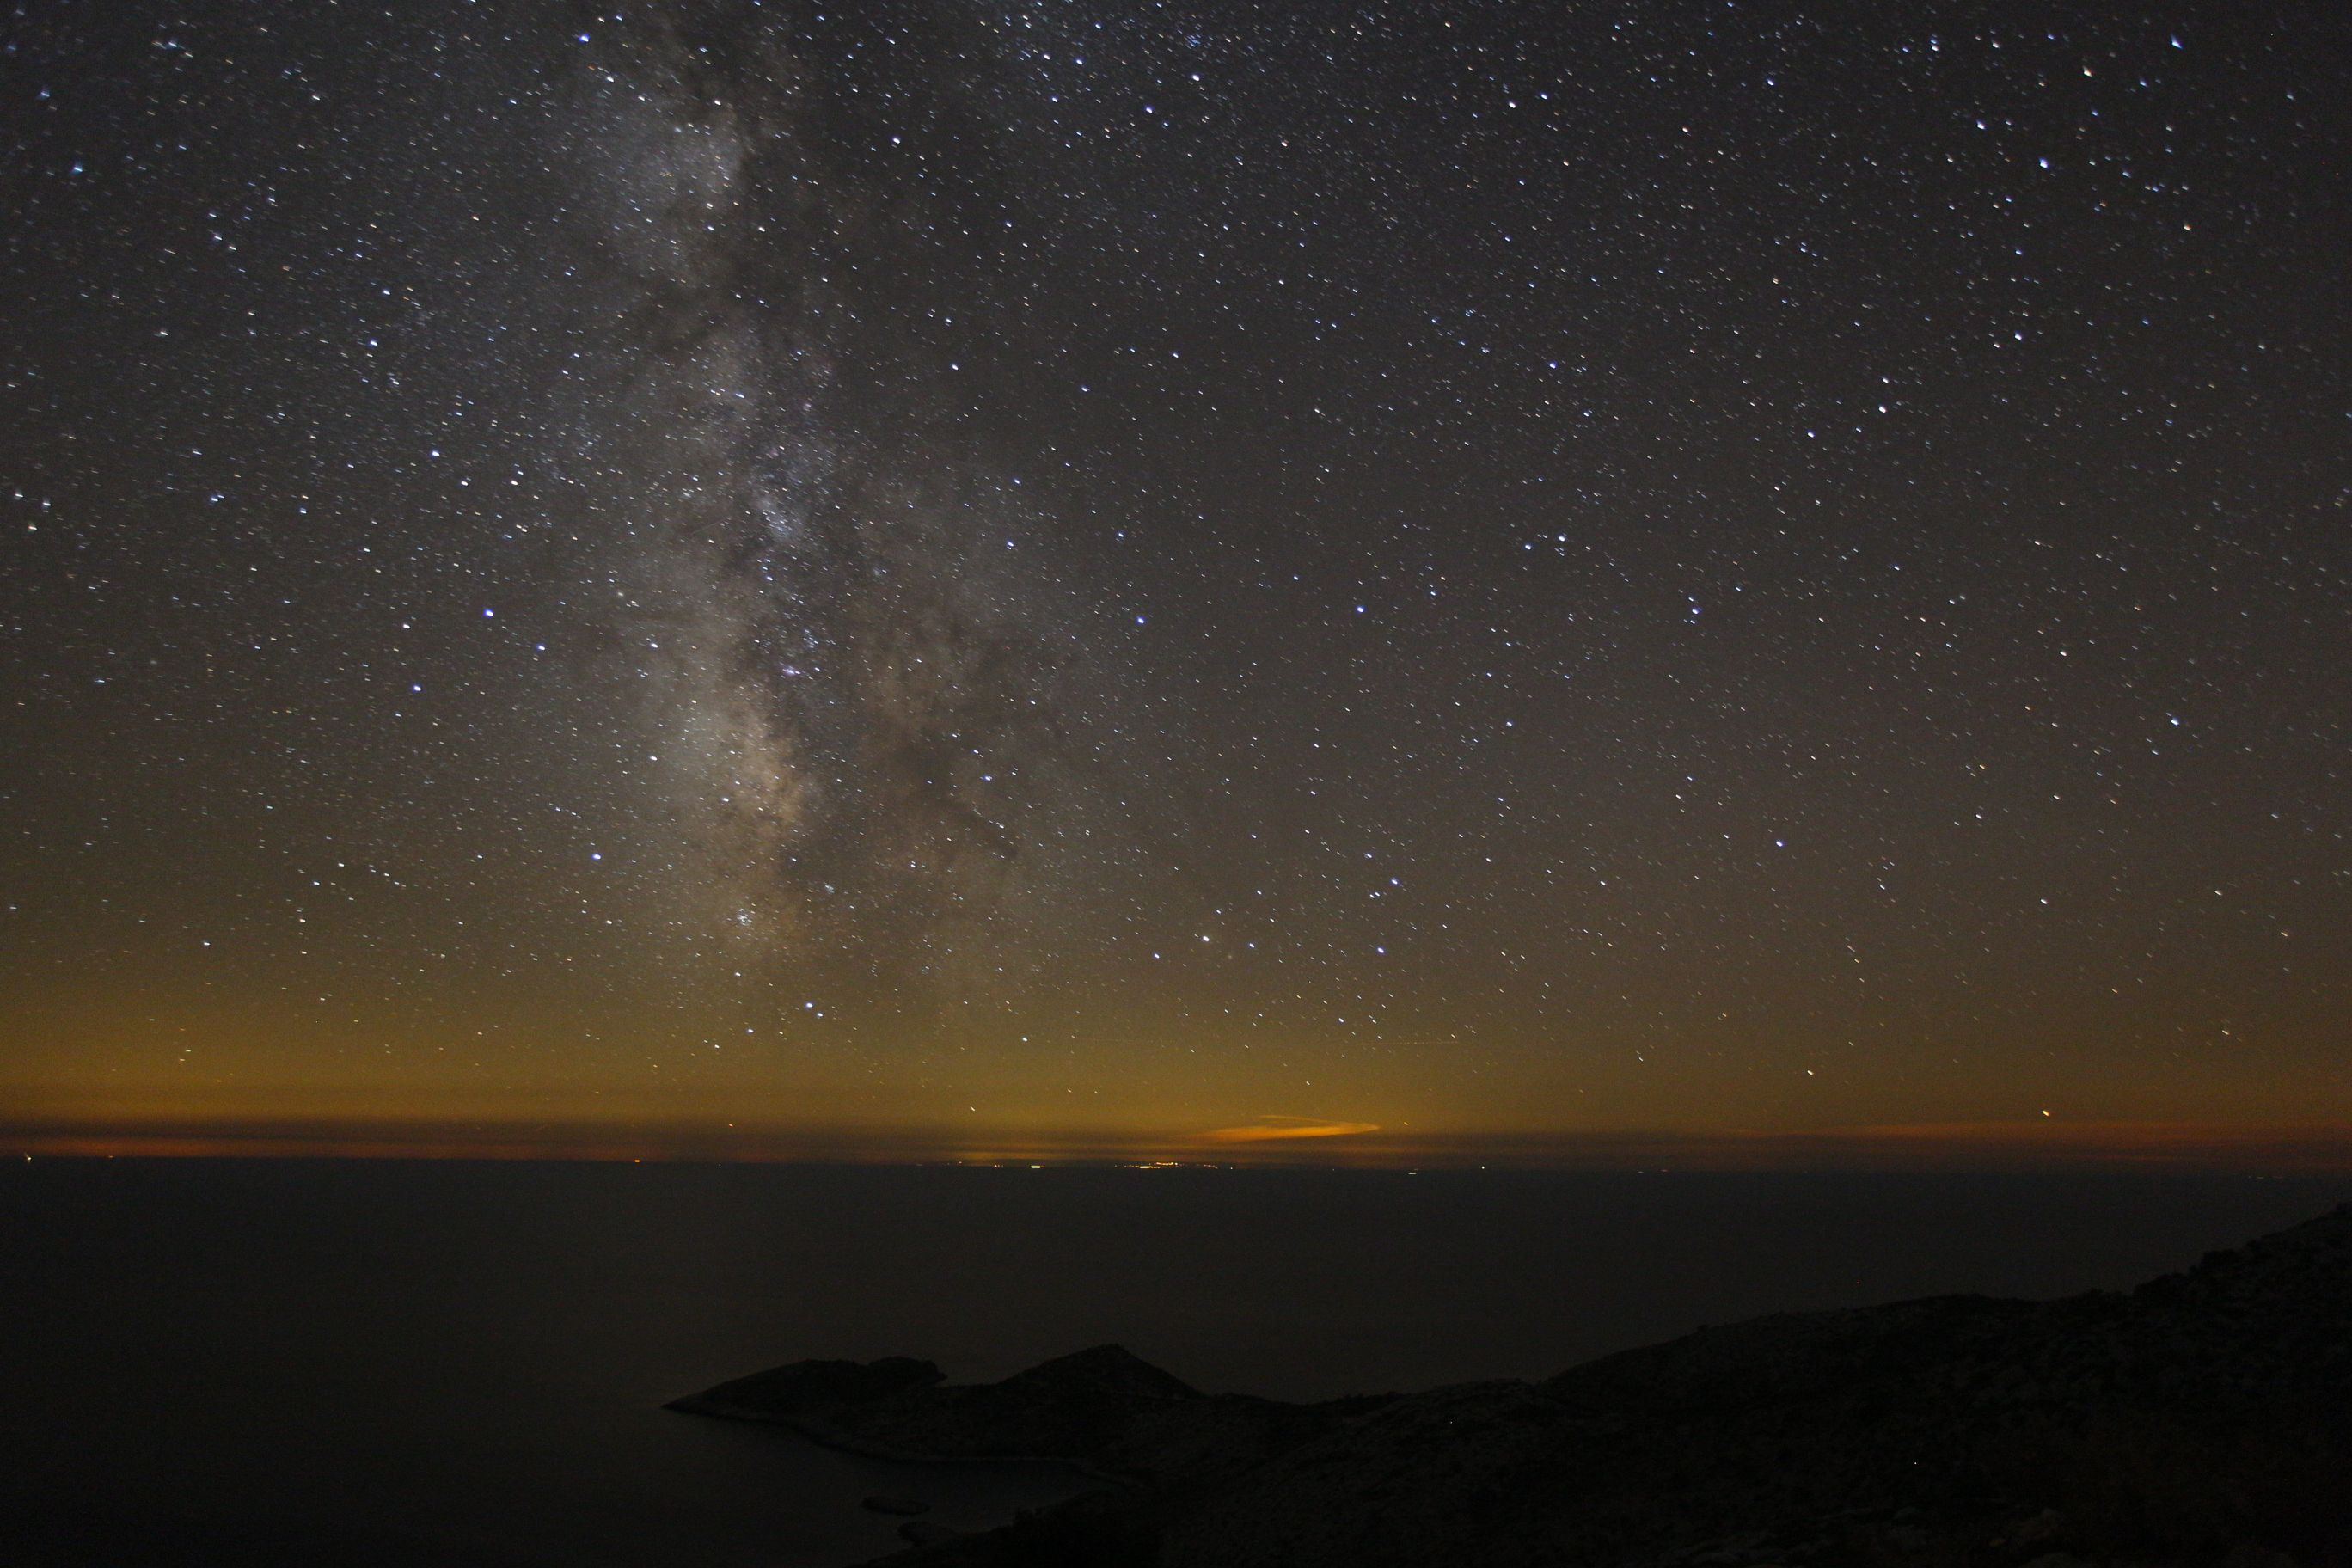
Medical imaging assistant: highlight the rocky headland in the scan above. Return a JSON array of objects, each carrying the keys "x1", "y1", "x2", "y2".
[{"x1": 671, "y1": 1202, "x2": 2352, "y2": 1566}]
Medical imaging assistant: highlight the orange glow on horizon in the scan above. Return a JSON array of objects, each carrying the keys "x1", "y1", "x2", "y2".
[
  {"x1": 7, "y1": 1114, "x2": 2352, "y2": 1173},
  {"x1": 1197, "y1": 1116, "x2": 1385, "y2": 1143}
]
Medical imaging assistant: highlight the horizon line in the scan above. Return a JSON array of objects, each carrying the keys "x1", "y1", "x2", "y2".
[{"x1": 7, "y1": 1116, "x2": 2352, "y2": 1173}]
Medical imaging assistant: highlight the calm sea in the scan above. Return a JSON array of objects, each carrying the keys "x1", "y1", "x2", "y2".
[{"x1": 4, "y1": 1159, "x2": 2345, "y2": 1565}]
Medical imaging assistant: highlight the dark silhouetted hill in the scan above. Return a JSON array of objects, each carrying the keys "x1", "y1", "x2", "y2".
[{"x1": 672, "y1": 1203, "x2": 2352, "y2": 1566}]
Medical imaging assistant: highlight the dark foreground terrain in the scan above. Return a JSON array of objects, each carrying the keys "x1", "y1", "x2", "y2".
[{"x1": 675, "y1": 1203, "x2": 2352, "y2": 1567}]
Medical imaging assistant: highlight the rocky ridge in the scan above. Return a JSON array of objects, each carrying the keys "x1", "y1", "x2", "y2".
[{"x1": 671, "y1": 1203, "x2": 2352, "y2": 1566}]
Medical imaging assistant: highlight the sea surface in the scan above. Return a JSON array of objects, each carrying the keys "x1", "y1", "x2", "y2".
[{"x1": 4, "y1": 1159, "x2": 2347, "y2": 1566}]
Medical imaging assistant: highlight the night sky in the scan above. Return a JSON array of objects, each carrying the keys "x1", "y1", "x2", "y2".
[{"x1": 3, "y1": 2, "x2": 2346, "y2": 1162}]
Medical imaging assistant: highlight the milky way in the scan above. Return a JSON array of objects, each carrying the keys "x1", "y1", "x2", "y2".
[{"x1": 560, "y1": 9, "x2": 1121, "y2": 1005}]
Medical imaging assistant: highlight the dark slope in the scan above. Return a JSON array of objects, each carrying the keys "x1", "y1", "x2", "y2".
[
  {"x1": 669, "y1": 1344, "x2": 1381, "y2": 1484},
  {"x1": 671, "y1": 1204, "x2": 2352, "y2": 1567}
]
